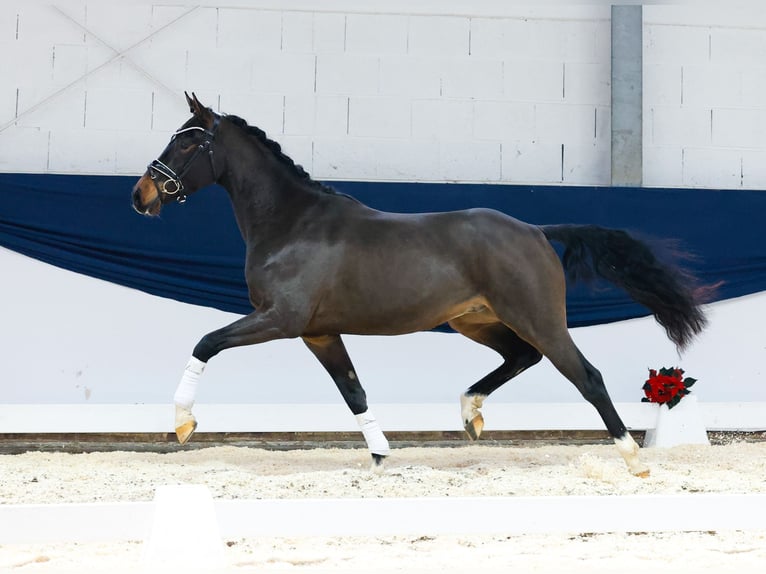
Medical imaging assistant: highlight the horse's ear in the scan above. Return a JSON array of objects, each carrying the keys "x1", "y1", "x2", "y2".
[
  {"x1": 185, "y1": 91, "x2": 208, "y2": 117},
  {"x1": 184, "y1": 91, "x2": 195, "y2": 113}
]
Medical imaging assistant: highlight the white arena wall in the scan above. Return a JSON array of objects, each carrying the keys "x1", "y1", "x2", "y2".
[
  {"x1": 3, "y1": 3, "x2": 766, "y2": 187},
  {"x1": 2, "y1": 244, "x2": 765, "y2": 433},
  {"x1": 1, "y1": 2, "x2": 765, "y2": 433}
]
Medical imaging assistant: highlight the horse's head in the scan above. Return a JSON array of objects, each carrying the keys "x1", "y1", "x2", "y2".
[{"x1": 132, "y1": 92, "x2": 222, "y2": 216}]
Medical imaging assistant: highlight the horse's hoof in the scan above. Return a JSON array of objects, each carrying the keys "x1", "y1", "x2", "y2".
[
  {"x1": 175, "y1": 419, "x2": 197, "y2": 444},
  {"x1": 370, "y1": 453, "x2": 386, "y2": 473},
  {"x1": 464, "y1": 414, "x2": 484, "y2": 441},
  {"x1": 632, "y1": 466, "x2": 651, "y2": 479},
  {"x1": 174, "y1": 405, "x2": 198, "y2": 445}
]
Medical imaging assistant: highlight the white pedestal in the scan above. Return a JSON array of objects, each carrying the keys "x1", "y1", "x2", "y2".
[
  {"x1": 643, "y1": 395, "x2": 710, "y2": 448},
  {"x1": 142, "y1": 485, "x2": 225, "y2": 570}
]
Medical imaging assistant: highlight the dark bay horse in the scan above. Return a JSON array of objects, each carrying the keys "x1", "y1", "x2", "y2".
[{"x1": 133, "y1": 93, "x2": 709, "y2": 477}]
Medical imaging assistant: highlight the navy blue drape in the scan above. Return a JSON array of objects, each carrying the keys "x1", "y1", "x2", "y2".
[{"x1": 1, "y1": 173, "x2": 764, "y2": 327}]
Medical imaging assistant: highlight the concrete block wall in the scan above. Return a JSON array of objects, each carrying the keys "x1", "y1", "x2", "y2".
[
  {"x1": 1, "y1": 3, "x2": 765, "y2": 189},
  {"x1": 0, "y1": 3, "x2": 610, "y2": 185},
  {"x1": 644, "y1": 6, "x2": 766, "y2": 189}
]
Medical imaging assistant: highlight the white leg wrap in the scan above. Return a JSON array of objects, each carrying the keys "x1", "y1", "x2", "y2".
[
  {"x1": 355, "y1": 410, "x2": 390, "y2": 456},
  {"x1": 173, "y1": 357, "x2": 206, "y2": 409},
  {"x1": 614, "y1": 434, "x2": 650, "y2": 477},
  {"x1": 460, "y1": 393, "x2": 486, "y2": 424}
]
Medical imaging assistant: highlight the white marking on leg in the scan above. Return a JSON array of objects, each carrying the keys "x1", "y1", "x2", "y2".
[
  {"x1": 175, "y1": 404, "x2": 196, "y2": 428},
  {"x1": 460, "y1": 393, "x2": 486, "y2": 425},
  {"x1": 355, "y1": 410, "x2": 390, "y2": 456},
  {"x1": 173, "y1": 356, "x2": 206, "y2": 409},
  {"x1": 614, "y1": 433, "x2": 650, "y2": 477}
]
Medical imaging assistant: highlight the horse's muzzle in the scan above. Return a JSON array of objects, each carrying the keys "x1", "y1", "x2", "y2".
[{"x1": 132, "y1": 176, "x2": 161, "y2": 216}]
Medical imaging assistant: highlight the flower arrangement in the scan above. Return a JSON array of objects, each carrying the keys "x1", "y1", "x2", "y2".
[{"x1": 642, "y1": 367, "x2": 697, "y2": 409}]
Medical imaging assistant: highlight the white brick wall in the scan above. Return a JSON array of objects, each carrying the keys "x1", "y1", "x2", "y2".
[
  {"x1": 2, "y1": 2, "x2": 765, "y2": 189},
  {"x1": 644, "y1": 6, "x2": 766, "y2": 189}
]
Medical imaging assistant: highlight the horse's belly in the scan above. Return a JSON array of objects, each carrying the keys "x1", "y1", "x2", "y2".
[{"x1": 305, "y1": 293, "x2": 486, "y2": 337}]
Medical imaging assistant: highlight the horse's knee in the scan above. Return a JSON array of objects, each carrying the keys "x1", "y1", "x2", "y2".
[
  {"x1": 193, "y1": 333, "x2": 221, "y2": 362},
  {"x1": 338, "y1": 379, "x2": 368, "y2": 415}
]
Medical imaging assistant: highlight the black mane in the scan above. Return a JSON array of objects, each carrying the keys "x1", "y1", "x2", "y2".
[{"x1": 224, "y1": 114, "x2": 346, "y2": 198}]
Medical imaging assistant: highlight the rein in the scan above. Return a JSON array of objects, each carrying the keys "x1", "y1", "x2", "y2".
[{"x1": 148, "y1": 114, "x2": 221, "y2": 203}]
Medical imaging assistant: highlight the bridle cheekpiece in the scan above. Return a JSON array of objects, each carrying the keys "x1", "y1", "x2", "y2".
[{"x1": 148, "y1": 113, "x2": 221, "y2": 203}]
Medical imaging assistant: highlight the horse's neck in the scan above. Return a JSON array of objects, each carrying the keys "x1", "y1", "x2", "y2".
[{"x1": 219, "y1": 150, "x2": 319, "y2": 244}]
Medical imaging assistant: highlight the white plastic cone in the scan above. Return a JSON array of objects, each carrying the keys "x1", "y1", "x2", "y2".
[
  {"x1": 643, "y1": 395, "x2": 710, "y2": 448},
  {"x1": 142, "y1": 484, "x2": 225, "y2": 570}
]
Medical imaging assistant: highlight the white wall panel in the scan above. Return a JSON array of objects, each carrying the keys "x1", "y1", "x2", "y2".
[
  {"x1": 348, "y1": 97, "x2": 410, "y2": 138},
  {"x1": 535, "y1": 103, "x2": 597, "y2": 145},
  {"x1": 312, "y1": 137, "x2": 378, "y2": 180},
  {"x1": 374, "y1": 140, "x2": 440, "y2": 181},
  {"x1": 48, "y1": 128, "x2": 116, "y2": 173},
  {"x1": 644, "y1": 64, "x2": 681, "y2": 107},
  {"x1": 115, "y1": 130, "x2": 171, "y2": 174},
  {"x1": 439, "y1": 58, "x2": 503, "y2": 99},
  {"x1": 682, "y1": 64, "x2": 742, "y2": 109},
  {"x1": 504, "y1": 60, "x2": 563, "y2": 103},
  {"x1": 408, "y1": 16, "x2": 470, "y2": 57},
  {"x1": 281, "y1": 12, "x2": 314, "y2": 53},
  {"x1": 85, "y1": 88, "x2": 153, "y2": 131},
  {"x1": 312, "y1": 95, "x2": 349, "y2": 136},
  {"x1": 682, "y1": 148, "x2": 742, "y2": 189},
  {"x1": 563, "y1": 142, "x2": 609, "y2": 186},
  {"x1": 713, "y1": 108, "x2": 766, "y2": 149},
  {"x1": 644, "y1": 25, "x2": 710, "y2": 65},
  {"x1": 474, "y1": 101, "x2": 535, "y2": 142},
  {"x1": 84, "y1": 5, "x2": 152, "y2": 49},
  {"x1": 649, "y1": 106, "x2": 711, "y2": 147},
  {"x1": 0, "y1": 88, "x2": 15, "y2": 127},
  {"x1": 51, "y1": 44, "x2": 89, "y2": 86},
  {"x1": 644, "y1": 5, "x2": 766, "y2": 189},
  {"x1": 0, "y1": 126, "x2": 49, "y2": 172},
  {"x1": 278, "y1": 135, "x2": 313, "y2": 173},
  {"x1": 16, "y1": 6, "x2": 84, "y2": 45},
  {"x1": 312, "y1": 12, "x2": 345, "y2": 53},
  {"x1": 345, "y1": 14, "x2": 408, "y2": 55},
  {"x1": 315, "y1": 54, "x2": 379, "y2": 95},
  {"x1": 502, "y1": 141, "x2": 561, "y2": 184},
  {"x1": 219, "y1": 92, "x2": 283, "y2": 135},
  {"x1": 0, "y1": 2, "x2": 765, "y2": 188},
  {"x1": 470, "y1": 18, "x2": 534, "y2": 58},
  {"x1": 411, "y1": 99, "x2": 474, "y2": 140},
  {"x1": 16, "y1": 87, "x2": 86, "y2": 130},
  {"x1": 711, "y1": 27, "x2": 766, "y2": 66},
  {"x1": 250, "y1": 53, "x2": 316, "y2": 95},
  {"x1": 643, "y1": 146, "x2": 683, "y2": 188},
  {"x1": 4, "y1": 246, "x2": 765, "y2": 412},
  {"x1": 0, "y1": 5, "x2": 17, "y2": 41},
  {"x1": 439, "y1": 140, "x2": 501, "y2": 182},
  {"x1": 217, "y1": 8, "x2": 282, "y2": 52},
  {"x1": 3, "y1": 41, "x2": 54, "y2": 87},
  {"x1": 565, "y1": 62, "x2": 610, "y2": 106}
]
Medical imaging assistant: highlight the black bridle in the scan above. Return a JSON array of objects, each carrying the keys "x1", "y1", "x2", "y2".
[{"x1": 148, "y1": 114, "x2": 221, "y2": 203}]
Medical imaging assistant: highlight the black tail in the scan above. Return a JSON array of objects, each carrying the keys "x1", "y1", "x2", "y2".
[{"x1": 540, "y1": 224, "x2": 714, "y2": 351}]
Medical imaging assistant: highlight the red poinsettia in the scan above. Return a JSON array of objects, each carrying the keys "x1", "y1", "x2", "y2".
[{"x1": 642, "y1": 367, "x2": 697, "y2": 409}]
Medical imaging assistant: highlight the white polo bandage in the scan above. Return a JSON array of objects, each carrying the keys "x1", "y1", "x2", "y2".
[
  {"x1": 355, "y1": 410, "x2": 390, "y2": 456},
  {"x1": 173, "y1": 356, "x2": 206, "y2": 409}
]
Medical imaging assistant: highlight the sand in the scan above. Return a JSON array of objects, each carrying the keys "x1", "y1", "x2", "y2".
[{"x1": 1, "y1": 442, "x2": 765, "y2": 572}]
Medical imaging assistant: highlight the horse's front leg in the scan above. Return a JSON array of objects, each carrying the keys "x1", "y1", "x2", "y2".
[
  {"x1": 303, "y1": 335, "x2": 390, "y2": 472},
  {"x1": 173, "y1": 307, "x2": 302, "y2": 444}
]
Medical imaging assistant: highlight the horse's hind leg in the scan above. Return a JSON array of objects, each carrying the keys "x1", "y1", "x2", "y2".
[
  {"x1": 302, "y1": 335, "x2": 389, "y2": 471},
  {"x1": 535, "y1": 331, "x2": 650, "y2": 477},
  {"x1": 449, "y1": 317, "x2": 542, "y2": 440}
]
